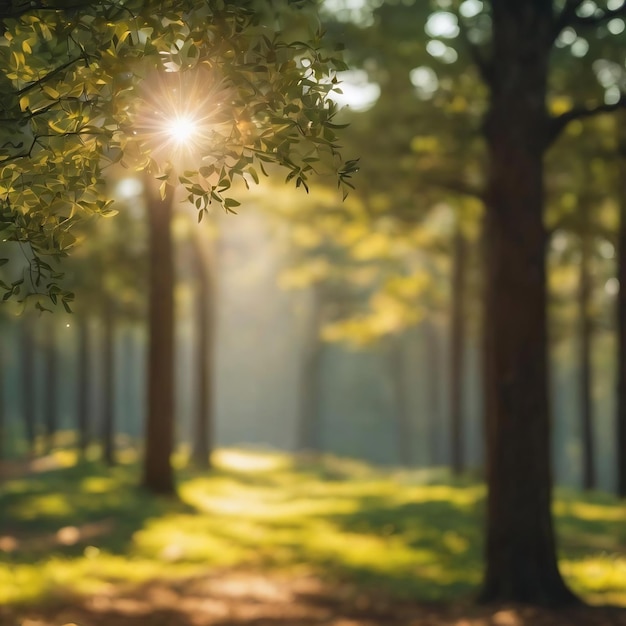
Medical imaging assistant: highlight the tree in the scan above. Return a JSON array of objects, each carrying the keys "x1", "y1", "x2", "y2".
[
  {"x1": 76, "y1": 316, "x2": 91, "y2": 459},
  {"x1": 617, "y1": 112, "x2": 626, "y2": 498},
  {"x1": 0, "y1": 0, "x2": 356, "y2": 307},
  {"x1": 142, "y1": 177, "x2": 175, "y2": 493},
  {"x1": 475, "y1": 0, "x2": 626, "y2": 605},
  {"x1": 189, "y1": 222, "x2": 215, "y2": 469},
  {"x1": 327, "y1": 0, "x2": 624, "y2": 604},
  {"x1": 20, "y1": 313, "x2": 36, "y2": 454},
  {"x1": 449, "y1": 223, "x2": 466, "y2": 476},
  {"x1": 42, "y1": 315, "x2": 57, "y2": 453},
  {"x1": 2, "y1": 0, "x2": 355, "y2": 495},
  {"x1": 101, "y1": 293, "x2": 116, "y2": 466}
]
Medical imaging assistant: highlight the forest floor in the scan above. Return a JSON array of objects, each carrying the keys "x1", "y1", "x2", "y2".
[
  {"x1": 1, "y1": 447, "x2": 625, "y2": 626},
  {"x1": 3, "y1": 569, "x2": 626, "y2": 626}
]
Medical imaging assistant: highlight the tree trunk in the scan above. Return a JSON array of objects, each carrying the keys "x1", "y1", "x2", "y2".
[
  {"x1": 578, "y1": 215, "x2": 595, "y2": 491},
  {"x1": 76, "y1": 316, "x2": 90, "y2": 459},
  {"x1": 0, "y1": 326, "x2": 5, "y2": 461},
  {"x1": 142, "y1": 178, "x2": 176, "y2": 495},
  {"x1": 43, "y1": 317, "x2": 56, "y2": 453},
  {"x1": 617, "y1": 114, "x2": 626, "y2": 498},
  {"x1": 424, "y1": 319, "x2": 441, "y2": 466},
  {"x1": 297, "y1": 284, "x2": 324, "y2": 453},
  {"x1": 190, "y1": 228, "x2": 215, "y2": 469},
  {"x1": 450, "y1": 225, "x2": 467, "y2": 475},
  {"x1": 101, "y1": 296, "x2": 116, "y2": 466},
  {"x1": 389, "y1": 335, "x2": 412, "y2": 466},
  {"x1": 479, "y1": 2, "x2": 578, "y2": 605},
  {"x1": 21, "y1": 314, "x2": 36, "y2": 455}
]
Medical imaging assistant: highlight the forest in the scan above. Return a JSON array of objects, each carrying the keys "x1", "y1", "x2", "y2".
[{"x1": 0, "y1": 0, "x2": 626, "y2": 625}]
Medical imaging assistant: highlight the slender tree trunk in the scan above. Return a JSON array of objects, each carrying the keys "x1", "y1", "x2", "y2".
[
  {"x1": 297, "y1": 284, "x2": 324, "y2": 452},
  {"x1": 190, "y1": 229, "x2": 215, "y2": 469},
  {"x1": 450, "y1": 225, "x2": 467, "y2": 475},
  {"x1": 617, "y1": 115, "x2": 626, "y2": 498},
  {"x1": 479, "y1": 3, "x2": 577, "y2": 605},
  {"x1": 142, "y1": 178, "x2": 176, "y2": 495},
  {"x1": 424, "y1": 319, "x2": 441, "y2": 466},
  {"x1": 0, "y1": 327, "x2": 5, "y2": 461},
  {"x1": 578, "y1": 215, "x2": 595, "y2": 491},
  {"x1": 389, "y1": 335, "x2": 412, "y2": 466},
  {"x1": 76, "y1": 316, "x2": 90, "y2": 458},
  {"x1": 43, "y1": 317, "x2": 57, "y2": 453},
  {"x1": 21, "y1": 314, "x2": 36, "y2": 455},
  {"x1": 101, "y1": 297, "x2": 116, "y2": 466}
]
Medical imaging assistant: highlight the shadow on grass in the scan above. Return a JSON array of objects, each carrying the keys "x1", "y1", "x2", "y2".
[
  {"x1": 1, "y1": 451, "x2": 625, "y2": 612},
  {"x1": 0, "y1": 460, "x2": 194, "y2": 563}
]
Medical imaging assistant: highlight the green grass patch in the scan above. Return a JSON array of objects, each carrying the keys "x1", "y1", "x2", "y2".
[{"x1": 0, "y1": 448, "x2": 624, "y2": 607}]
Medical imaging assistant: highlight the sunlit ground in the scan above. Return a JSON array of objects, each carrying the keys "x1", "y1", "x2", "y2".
[{"x1": 0, "y1": 447, "x2": 624, "y2": 610}]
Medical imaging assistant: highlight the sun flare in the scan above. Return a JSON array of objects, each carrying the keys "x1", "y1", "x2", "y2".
[
  {"x1": 165, "y1": 114, "x2": 198, "y2": 145},
  {"x1": 133, "y1": 68, "x2": 231, "y2": 167}
]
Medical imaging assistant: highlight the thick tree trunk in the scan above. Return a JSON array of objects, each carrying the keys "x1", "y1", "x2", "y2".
[
  {"x1": 21, "y1": 314, "x2": 36, "y2": 455},
  {"x1": 190, "y1": 229, "x2": 215, "y2": 469},
  {"x1": 389, "y1": 335, "x2": 412, "y2": 466},
  {"x1": 617, "y1": 116, "x2": 626, "y2": 498},
  {"x1": 450, "y1": 226, "x2": 467, "y2": 475},
  {"x1": 479, "y1": 2, "x2": 578, "y2": 605},
  {"x1": 43, "y1": 317, "x2": 57, "y2": 453},
  {"x1": 142, "y1": 178, "x2": 176, "y2": 495},
  {"x1": 578, "y1": 220, "x2": 595, "y2": 491},
  {"x1": 101, "y1": 297, "x2": 116, "y2": 466},
  {"x1": 297, "y1": 284, "x2": 324, "y2": 453},
  {"x1": 76, "y1": 316, "x2": 90, "y2": 458}
]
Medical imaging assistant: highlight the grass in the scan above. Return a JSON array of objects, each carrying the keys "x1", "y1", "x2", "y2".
[{"x1": 0, "y1": 448, "x2": 625, "y2": 608}]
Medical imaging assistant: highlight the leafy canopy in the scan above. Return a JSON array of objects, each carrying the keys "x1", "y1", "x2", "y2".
[{"x1": 0, "y1": 0, "x2": 357, "y2": 308}]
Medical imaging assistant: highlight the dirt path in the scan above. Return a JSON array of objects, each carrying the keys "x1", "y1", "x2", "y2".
[{"x1": 2, "y1": 571, "x2": 626, "y2": 626}]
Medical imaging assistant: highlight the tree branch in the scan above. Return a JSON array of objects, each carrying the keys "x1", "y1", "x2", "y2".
[
  {"x1": 14, "y1": 56, "x2": 86, "y2": 97},
  {"x1": 454, "y1": 8, "x2": 493, "y2": 86},
  {"x1": 553, "y1": 0, "x2": 626, "y2": 39},
  {"x1": 552, "y1": 0, "x2": 586, "y2": 40},
  {"x1": 548, "y1": 96, "x2": 626, "y2": 145}
]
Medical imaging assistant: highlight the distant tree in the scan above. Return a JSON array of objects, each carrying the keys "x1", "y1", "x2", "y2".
[
  {"x1": 297, "y1": 282, "x2": 326, "y2": 453},
  {"x1": 75, "y1": 316, "x2": 91, "y2": 459},
  {"x1": 20, "y1": 314, "x2": 36, "y2": 455},
  {"x1": 617, "y1": 114, "x2": 626, "y2": 498},
  {"x1": 0, "y1": 321, "x2": 5, "y2": 460},
  {"x1": 449, "y1": 223, "x2": 467, "y2": 476},
  {"x1": 388, "y1": 334, "x2": 412, "y2": 465},
  {"x1": 577, "y1": 197, "x2": 596, "y2": 491},
  {"x1": 101, "y1": 294, "x2": 116, "y2": 466},
  {"x1": 42, "y1": 315, "x2": 57, "y2": 453},
  {"x1": 189, "y1": 225, "x2": 216, "y2": 470}
]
